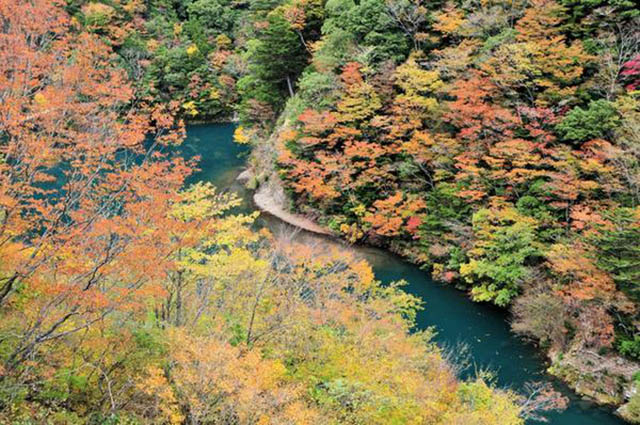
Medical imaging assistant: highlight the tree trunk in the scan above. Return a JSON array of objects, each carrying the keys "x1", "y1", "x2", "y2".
[
  {"x1": 0, "y1": 273, "x2": 18, "y2": 307},
  {"x1": 175, "y1": 271, "x2": 183, "y2": 327},
  {"x1": 286, "y1": 75, "x2": 295, "y2": 98}
]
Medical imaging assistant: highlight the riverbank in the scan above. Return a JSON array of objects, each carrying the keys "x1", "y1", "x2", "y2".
[{"x1": 244, "y1": 173, "x2": 333, "y2": 236}]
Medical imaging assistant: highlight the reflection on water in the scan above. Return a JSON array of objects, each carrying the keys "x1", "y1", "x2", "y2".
[{"x1": 181, "y1": 123, "x2": 626, "y2": 425}]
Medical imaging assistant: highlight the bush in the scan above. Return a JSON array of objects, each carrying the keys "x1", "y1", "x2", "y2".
[
  {"x1": 618, "y1": 335, "x2": 640, "y2": 360},
  {"x1": 623, "y1": 391, "x2": 640, "y2": 423}
]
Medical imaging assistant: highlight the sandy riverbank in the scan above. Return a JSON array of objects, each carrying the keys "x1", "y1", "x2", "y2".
[{"x1": 252, "y1": 181, "x2": 333, "y2": 236}]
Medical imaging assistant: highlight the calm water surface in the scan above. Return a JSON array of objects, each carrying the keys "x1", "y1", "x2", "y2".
[{"x1": 181, "y1": 123, "x2": 626, "y2": 425}]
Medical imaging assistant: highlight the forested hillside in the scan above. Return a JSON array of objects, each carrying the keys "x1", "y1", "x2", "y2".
[
  {"x1": 229, "y1": 0, "x2": 640, "y2": 419},
  {"x1": 0, "y1": 0, "x2": 638, "y2": 423}
]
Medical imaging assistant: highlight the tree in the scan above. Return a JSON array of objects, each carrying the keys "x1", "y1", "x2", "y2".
[
  {"x1": 391, "y1": 53, "x2": 442, "y2": 117},
  {"x1": 248, "y1": 10, "x2": 308, "y2": 99},
  {"x1": 591, "y1": 22, "x2": 640, "y2": 99},
  {"x1": 0, "y1": 0, "x2": 187, "y2": 373},
  {"x1": 384, "y1": 0, "x2": 430, "y2": 50},
  {"x1": 445, "y1": 73, "x2": 517, "y2": 143},
  {"x1": 556, "y1": 100, "x2": 620, "y2": 143},
  {"x1": 593, "y1": 208, "x2": 640, "y2": 302},
  {"x1": 517, "y1": 382, "x2": 568, "y2": 422},
  {"x1": 186, "y1": 0, "x2": 238, "y2": 37},
  {"x1": 364, "y1": 192, "x2": 427, "y2": 237},
  {"x1": 621, "y1": 54, "x2": 640, "y2": 90},
  {"x1": 546, "y1": 242, "x2": 617, "y2": 302},
  {"x1": 559, "y1": 0, "x2": 639, "y2": 36},
  {"x1": 479, "y1": 0, "x2": 591, "y2": 103},
  {"x1": 167, "y1": 329, "x2": 308, "y2": 424},
  {"x1": 320, "y1": 0, "x2": 411, "y2": 66},
  {"x1": 512, "y1": 286, "x2": 569, "y2": 348},
  {"x1": 460, "y1": 207, "x2": 541, "y2": 306},
  {"x1": 609, "y1": 95, "x2": 640, "y2": 204}
]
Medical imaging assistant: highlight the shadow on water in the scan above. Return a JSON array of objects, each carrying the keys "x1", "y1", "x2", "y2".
[{"x1": 180, "y1": 123, "x2": 627, "y2": 425}]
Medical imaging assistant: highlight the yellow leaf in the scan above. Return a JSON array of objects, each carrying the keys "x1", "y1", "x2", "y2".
[
  {"x1": 34, "y1": 93, "x2": 47, "y2": 106},
  {"x1": 186, "y1": 44, "x2": 199, "y2": 56}
]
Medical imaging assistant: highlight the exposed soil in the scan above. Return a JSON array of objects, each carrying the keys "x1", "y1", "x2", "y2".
[{"x1": 253, "y1": 181, "x2": 333, "y2": 236}]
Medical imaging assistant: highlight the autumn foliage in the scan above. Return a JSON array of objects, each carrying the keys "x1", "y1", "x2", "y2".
[
  {"x1": 0, "y1": 1, "x2": 531, "y2": 423},
  {"x1": 268, "y1": 0, "x2": 640, "y2": 406}
]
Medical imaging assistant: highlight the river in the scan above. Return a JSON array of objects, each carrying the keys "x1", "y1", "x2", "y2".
[{"x1": 180, "y1": 123, "x2": 627, "y2": 425}]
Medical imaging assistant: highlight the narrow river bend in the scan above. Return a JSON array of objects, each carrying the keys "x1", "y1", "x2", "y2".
[{"x1": 180, "y1": 123, "x2": 627, "y2": 425}]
